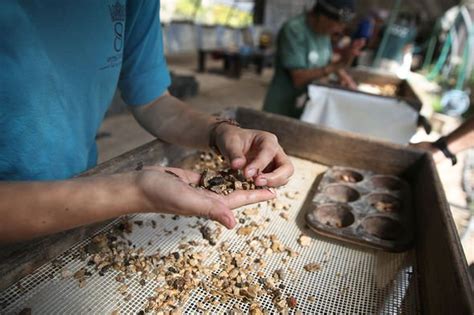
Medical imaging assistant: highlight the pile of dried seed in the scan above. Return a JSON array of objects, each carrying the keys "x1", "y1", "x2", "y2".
[
  {"x1": 190, "y1": 152, "x2": 265, "y2": 195},
  {"x1": 198, "y1": 168, "x2": 257, "y2": 195},
  {"x1": 192, "y1": 152, "x2": 227, "y2": 172},
  {"x1": 63, "y1": 153, "x2": 321, "y2": 314},
  {"x1": 69, "y1": 223, "x2": 302, "y2": 314}
]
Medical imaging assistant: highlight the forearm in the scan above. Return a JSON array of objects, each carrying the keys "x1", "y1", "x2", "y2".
[
  {"x1": 337, "y1": 69, "x2": 358, "y2": 89},
  {"x1": 131, "y1": 93, "x2": 215, "y2": 150},
  {"x1": 291, "y1": 64, "x2": 341, "y2": 88},
  {"x1": 0, "y1": 173, "x2": 144, "y2": 243},
  {"x1": 445, "y1": 116, "x2": 474, "y2": 154}
]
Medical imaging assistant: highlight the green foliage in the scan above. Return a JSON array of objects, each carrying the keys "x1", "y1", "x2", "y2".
[{"x1": 173, "y1": 0, "x2": 253, "y2": 28}]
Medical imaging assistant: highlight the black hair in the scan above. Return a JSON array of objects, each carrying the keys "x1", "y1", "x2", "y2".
[{"x1": 312, "y1": 0, "x2": 355, "y2": 23}]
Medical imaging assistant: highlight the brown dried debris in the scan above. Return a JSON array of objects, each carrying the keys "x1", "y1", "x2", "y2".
[
  {"x1": 287, "y1": 296, "x2": 297, "y2": 308},
  {"x1": 243, "y1": 207, "x2": 259, "y2": 216},
  {"x1": 199, "y1": 168, "x2": 257, "y2": 195},
  {"x1": 304, "y1": 263, "x2": 321, "y2": 272},
  {"x1": 64, "y1": 152, "x2": 319, "y2": 313},
  {"x1": 284, "y1": 191, "x2": 300, "y2": 200},
  {"x1": 199, "y1": 225, "x2": 221, "y2": 246},
  {"x1": 339, "y1": 174, "x2": 358, "y2": 183},
  {"x1": 298, "y1": 234, "x2": 312, "y2": 247},
  {"x1": 237, "y1": 225, "x2": 257, "y2": 236},
  {"x1": 373, "y1": 201, "x2": 399, "y2": 212}
]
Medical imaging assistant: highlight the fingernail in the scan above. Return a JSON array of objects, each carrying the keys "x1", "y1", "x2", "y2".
[
  {"x1": 257, "y1": 178, "x2": 268, "y2": 186},
  {"x1": 233, "y1": 157, "x2": 244, "y2": 164},
  {"x1": 247, "y1": 168, "x2": 256, "y2": 177},
  {"x1": 232, "y1": 158, "x2": 245, "y2": 168},
  {"x1": 267, "y1": 187, "x2": 276, "y2": 194}
]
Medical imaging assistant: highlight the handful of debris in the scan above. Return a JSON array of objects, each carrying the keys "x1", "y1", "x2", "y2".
[{"x1": 198, "y1": 168, "x2": 258, "y2": 195}]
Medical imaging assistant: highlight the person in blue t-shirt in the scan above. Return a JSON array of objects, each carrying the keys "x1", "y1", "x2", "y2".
[{"x1": 0, "y1": 1, "x2": 294, "y2": 243}]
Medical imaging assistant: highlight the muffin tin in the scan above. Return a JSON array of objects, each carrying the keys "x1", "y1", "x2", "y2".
[{"x1": 306, "y1": 166, "x2": 414, "y2": 252}]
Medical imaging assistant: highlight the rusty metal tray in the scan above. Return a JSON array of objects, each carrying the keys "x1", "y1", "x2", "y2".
[{"x1": 306, "y1": 166, "x2": 414, "y2": 252}]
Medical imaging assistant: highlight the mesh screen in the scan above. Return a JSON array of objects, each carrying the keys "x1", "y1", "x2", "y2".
[{"x1": 0, "y1": 158, "x2": 419, "y2": 314}]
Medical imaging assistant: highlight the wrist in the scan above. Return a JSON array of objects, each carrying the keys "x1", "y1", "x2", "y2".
[
  {"x1": 208, "y1": 118, "x2": 241, "y2": 154},
  {"x1": 114, "y1": 172, "x2": 150, "y2": 214},
  {"x1": 433, "y1": 136, "x2": 457, "y2": 165},
  {"x1": 323, "y1": 65, "x2": 333, "y2": 76}
]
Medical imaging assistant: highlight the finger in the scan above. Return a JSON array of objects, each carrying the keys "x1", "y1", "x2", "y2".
[
  {"x1": 221, "y1": 188, "x2": 275, "y2": 209},
  {"x1": 255, "y1": 152, "x2": 294, "y2": 187},
  {"x1": 164, "y1": 167, "x2": 201, "y2": 184},
  {"x1": 218, "y1": 135, "x2": 247, "y2": 169},
  {"x1": 244, "y1": 143, "x2": 278, "y2": 178},
  {"x1": 204, "y1": 199, "x2": 237, "y2": 229},
  {"x1": 187, "y1": 192, "x2": 237, "y2": 229}
]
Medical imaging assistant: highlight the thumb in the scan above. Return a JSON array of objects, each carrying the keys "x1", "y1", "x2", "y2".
[{"x1": 219, "y1": 137, "x2": 247, "y2": 169}]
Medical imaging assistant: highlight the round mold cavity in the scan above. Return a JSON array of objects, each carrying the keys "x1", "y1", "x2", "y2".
[
  {"x1": 367, "y1": 193, "x2": 401, "y2": 213},
  {"x1": 332, "y1": 169, "x2": 364, "y2": 183},
  {"x1": 311, "y1": 204, "x2": 355, "y2": 228},
  {"x1": 323, "y1": 184, "x2": 360, "y2": 203},
  {"x1": 361, "y1": 216, "x2": 403, "y2": 240},
  {"x1": 370, "y1": 175, "x2": 403, "y2": 191}
]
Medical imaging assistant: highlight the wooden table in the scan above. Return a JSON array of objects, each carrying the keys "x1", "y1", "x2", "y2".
[{"x1": 198, "y1": 48, "x2": 273, "y2": 78}]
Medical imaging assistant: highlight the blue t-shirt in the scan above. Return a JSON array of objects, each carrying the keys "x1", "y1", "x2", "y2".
[{"x1": 0, "y1": 0, "x2": 171, "y2": 180}]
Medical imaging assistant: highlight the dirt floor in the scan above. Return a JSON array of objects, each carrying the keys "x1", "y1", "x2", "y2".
[{"x1": 96, "y1": 53, "x2": 474, "y2": 268}]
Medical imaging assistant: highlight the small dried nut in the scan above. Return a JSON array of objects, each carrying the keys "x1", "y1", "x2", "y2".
[
  {"x1": 196, "y1": 301, "x2": 206, "y2": 311},
  {"x1": 373, "y1": 201, "x2": 398, "y2": 212},
  {"x1": 228, "y1": 268, "x2": 239, "y2": 279},
  {"x1": 307, "y1": 295, "x2": 316, "y2": 302},
  {"x1": 230, "y1": 307, "x2": 244, "y2": 315},
  {"x1": 298, "y1": 234, "x2": 311, "y2": 247},
  {"x1": 304, "y1": 263, "x2": 321, "y2": 272},
  {"x1": 340, "y1": 174, "x2": 358, "y2": 183},
  {"x1": 273, "y1": 269, "x2": 285, "y2": 281},
  {"x1": 117, "y1": 284, "x2": 128, "y2": 295},
  {"x1": 237, "y1": 226, "x2": 255, "y2": 236},
  {"x1": 286, "y1": 248, "x2": 299, "y2": 258},
  {"x1": 73, "y1": 269, "x2": 86, "y2": 280},
  {"x1": 275, "y1": 299, "x2": 287, "y2": 310},
  {"x1": 287, "y1": 296, "x2": 297, "y2": 308},
  {"x1": 279, "y1": 212, "x2": 289, "y2": 220},
  {"x1": 243, "y1": 208, "x2": 259, "y2": 216},
  {"x1": 61, "y1": 268, "x2": 73, "y2": 279},
  {"x1": 284, "y1": 191, "x2": 299, "y2": 200},
  {"x1": 272, "y1": 200, "x2": 285, "y2": 210},
  {"x1": 234, "y1": 181, "x2": 243, "y2": 190},
  {"x1": 249, "y1": 303, "x2": 263, "y2": 315}
]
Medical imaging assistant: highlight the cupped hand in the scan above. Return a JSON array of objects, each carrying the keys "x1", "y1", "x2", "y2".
[
  {"x1": 214, "y1": 125, "x2": 294, "y2": 187},
  {"x1": 136, "y1": 166, "x2": 275, "y2": 229}
]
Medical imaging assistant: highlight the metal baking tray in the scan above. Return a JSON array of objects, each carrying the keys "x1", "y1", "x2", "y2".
[{"x1": 306, "y1": 166, "x2": 414, "y2": 252}]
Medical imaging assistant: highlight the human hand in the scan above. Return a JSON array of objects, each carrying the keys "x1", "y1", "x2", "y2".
[
  {"x1": 213, "y1": 125, "x2": 294, "y2": 187},
  {"x1": 336, "y1": 39, "x2": 366, "y2": 66},
  {"x1": 337, "y1": 69, "x2": 358, "y2": 90},
  {"x1": 136, "y1": 166, "x2": 275, "y2": 229}
]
